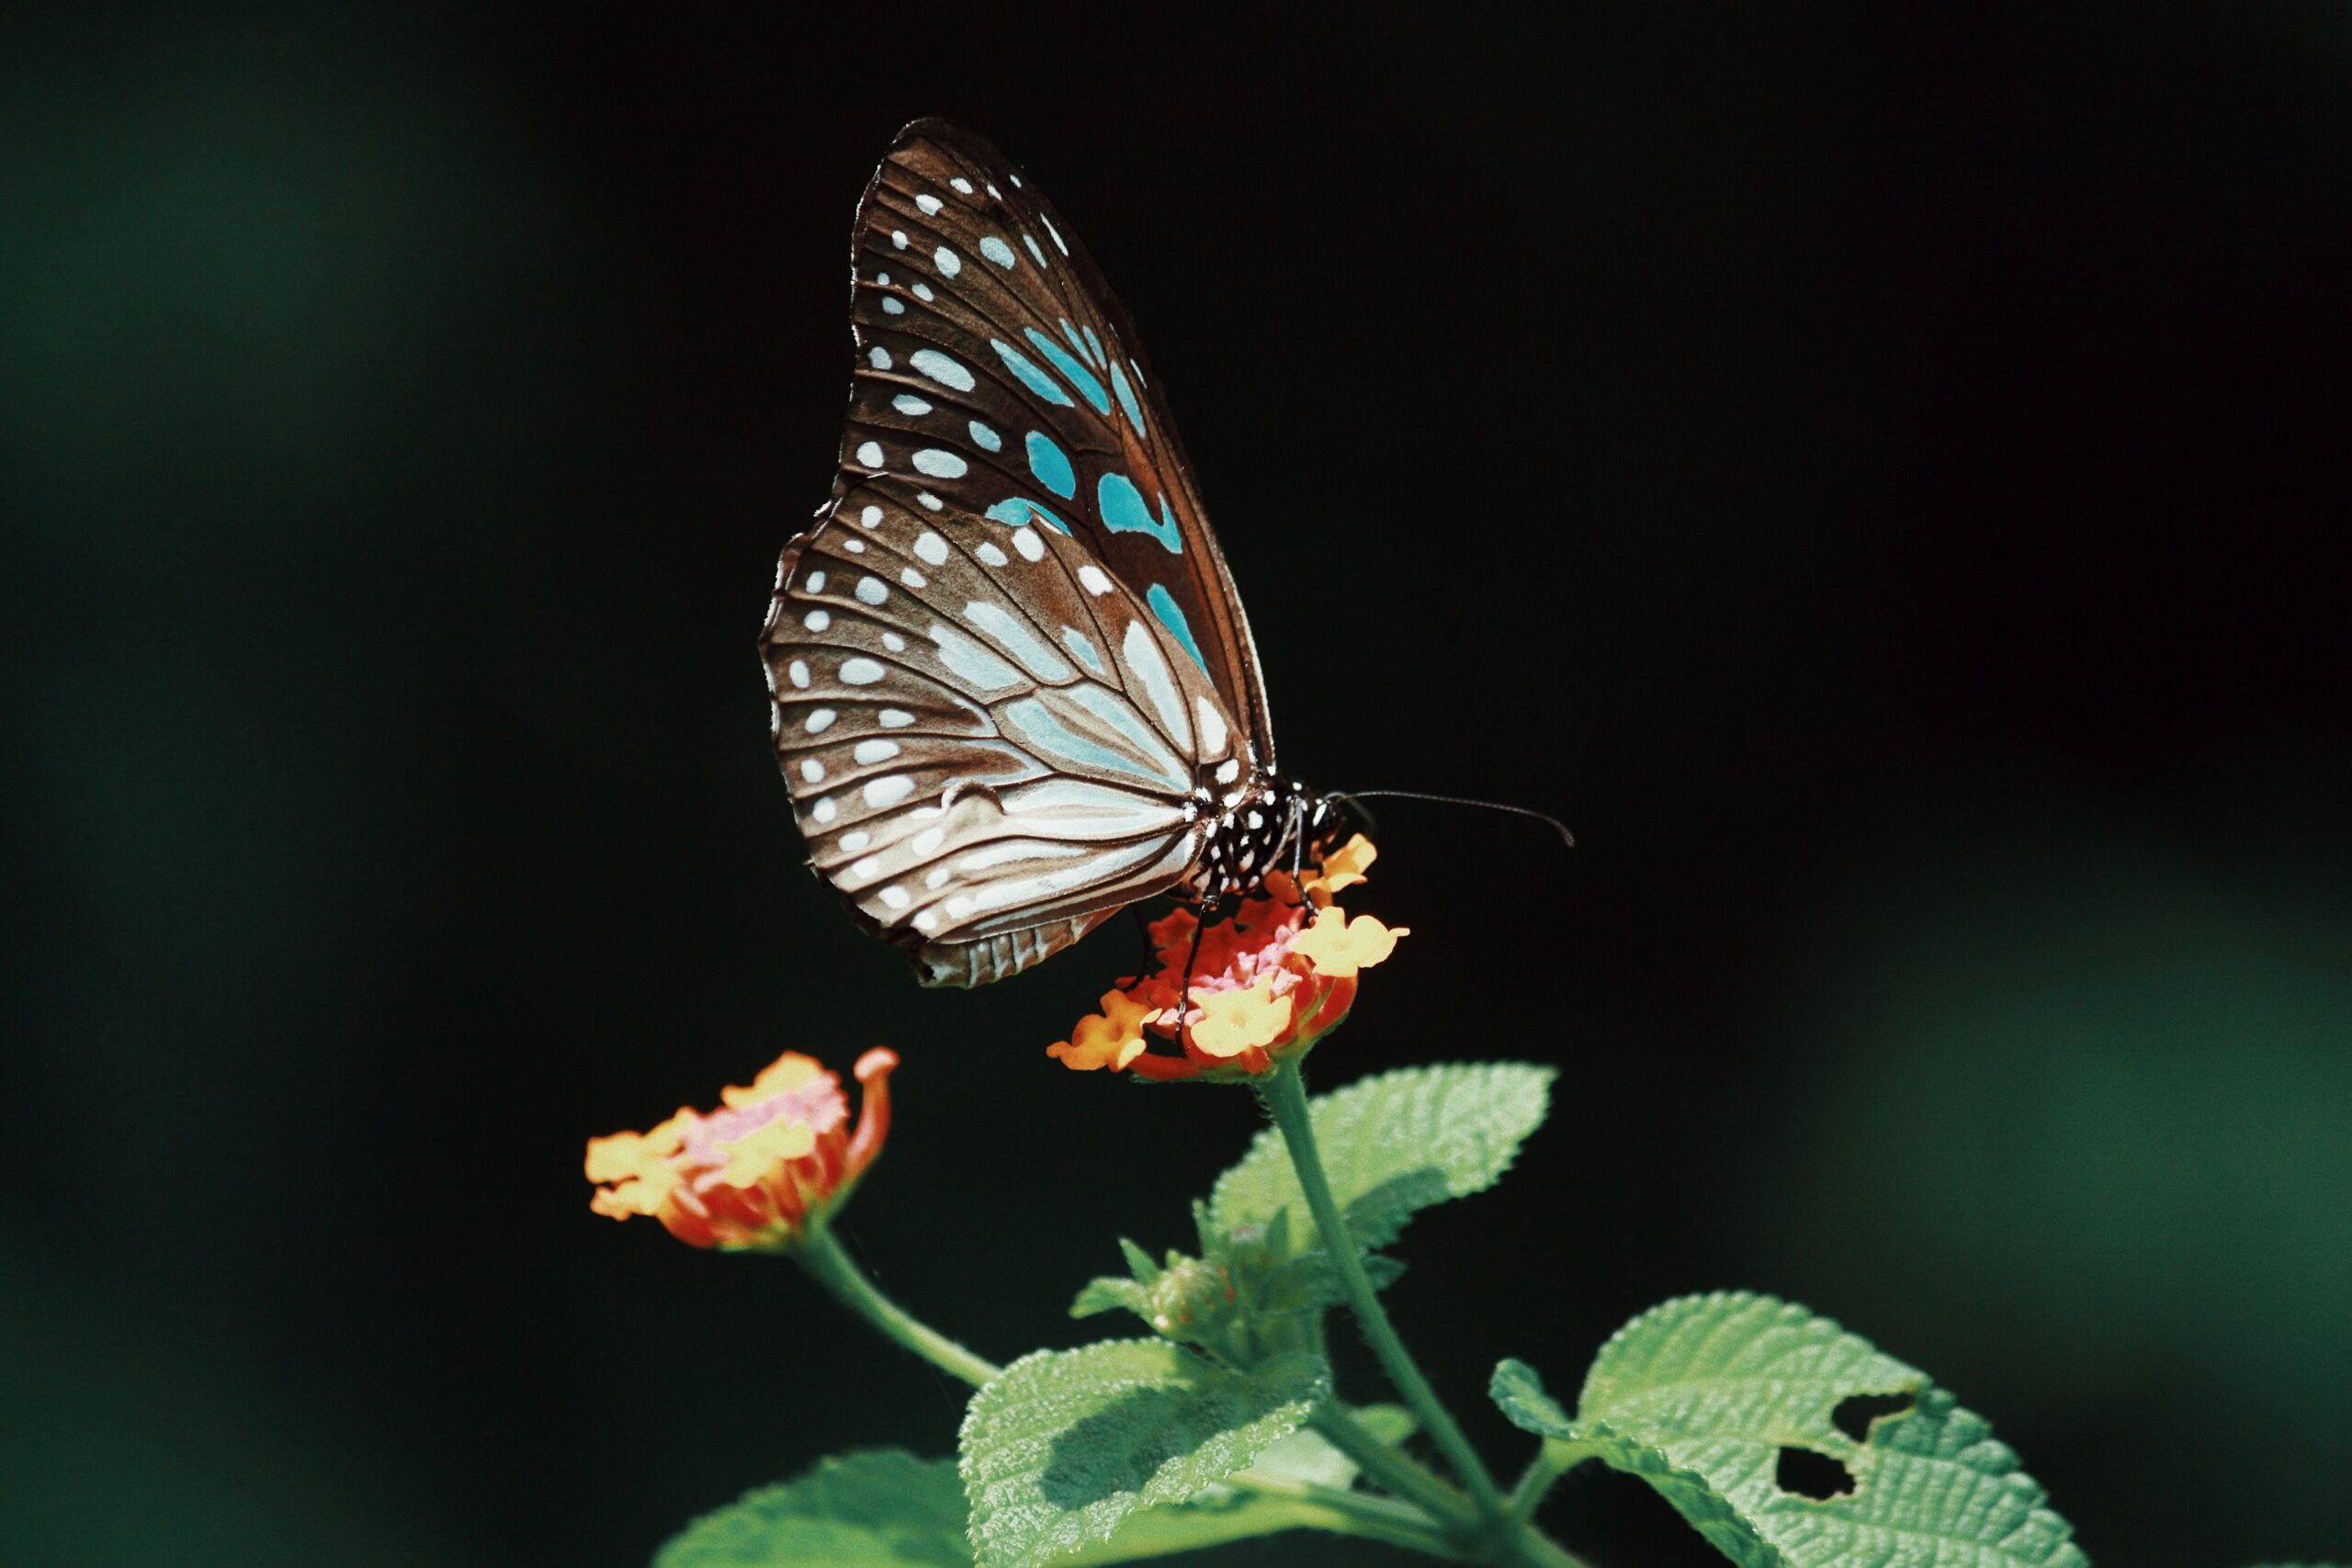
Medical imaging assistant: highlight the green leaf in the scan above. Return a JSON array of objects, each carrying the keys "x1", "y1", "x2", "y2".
[
  {"x1": 1069, "y1": 1276, "x2": 1148, "y2": 1320},
  {"x1": 1348, "y1": 1403, "x2": 1418, "y2": 1446},
  {"x1": 959, "y1": 1339, "x2": 1330, "y2": 1568},
  {"x1": 1117, "y1": 1238, "x2": 1161, "y2": 1285},
  {"x1": 1256, "y1": 1249, "x2": 1406, "y2": 1314},
  {"x1": 654, "y1": 1449, "x2": 970, "y2": 1568},
  {"x1": 1494, "y1": 1292, "x2": 2088, "y2": 1568},
  {"x1": 1210, "y1": 1062, "x2": 1555, "y2": 1260}
]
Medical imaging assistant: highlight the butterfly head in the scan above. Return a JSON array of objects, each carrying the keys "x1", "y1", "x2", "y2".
[{"x1": 1182, "y1": 773, "x2": 1359, "y2": 906}]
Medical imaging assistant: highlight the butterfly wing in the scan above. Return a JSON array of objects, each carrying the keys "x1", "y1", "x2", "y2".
[
  {"x1": 762, "y1": 474, "x2": 1246, "y2": 986},
  {"x1": 834, "y1": 118, "x2": 1277, "y2": 767}
]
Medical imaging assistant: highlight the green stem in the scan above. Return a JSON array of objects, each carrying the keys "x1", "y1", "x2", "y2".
[
  {"x1": 1505, "y1": 1438, "x2": 1595, "y2": 1527},
  {"x1": 1310, "y1": 1403, "x2": 1477, "y2": 1530},
  {"x1": 1053, "y1": 1477, "x2": 1474, "y2": 1564},
  {"x1": 796, "y1": 1221, "x2": 1482, "y2": 1561},
  {"x1": 1257, "y1": 1058, "x2": 1511, "y2": 1526},
  {"x1": 793, "y1": 1223, "x2": 1001, "y2": 1388}
]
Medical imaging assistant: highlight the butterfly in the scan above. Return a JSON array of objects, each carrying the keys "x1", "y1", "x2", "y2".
[{"x1": 761, "y1": 120, "x2": 1344, "y2": 987}]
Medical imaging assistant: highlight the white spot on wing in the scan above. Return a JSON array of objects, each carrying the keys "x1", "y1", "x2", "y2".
[
  {"x1": 853, "y1": 739, "x2": 900, "y2": 764},
  {"x1": 1012, "y1": 526, "x2": 1046, "y2": 561},
  {"x1": 841, "y1": 658, "x2": 886, "y2": 685},
  {"x1": 914, "y1": 531, "x2": 950, "y2": 565},
  {"x1": 1194, "y1": 697, "x2": 1229, "y2": 759},
  {"x1": 1078, "y1": 565, "x2": 1113, "y2": 596},
  {"x1": 864, "y1": 776, "x2": 915, "y2": 807},
  {"x1": 1121, "y1": 621, "x2": 1193, "y2": 751},
  {"x1": 805, "y1": 707, "x2": 836, "y2": 734},
  {"x1": 855, "y1": 577, "x2": 888, "y2": 605},
  {"x1": 854, "y1": 441, "x2": 883, "y2": 468},
  {"x1": 912, "y1": 449, "x2": 967, "y2": 479},
  {"x1": 892, "y1": 394, "x2": 932, "y2": 415},
  {"x1": 909, "y1": 349, "x2": 973, "y2": 391},
  {"x1": 799, "y1": 759, "x2": 825, "y2": 783},
  {"x1": 915, "y1": 193, "x2": 943, "y2": 215},
  {"x1": 933, "y1": 246, "x2": 962, "y2": 277}
]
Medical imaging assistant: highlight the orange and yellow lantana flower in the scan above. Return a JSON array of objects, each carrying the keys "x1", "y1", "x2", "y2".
[
  {"x1": 1049, "y1": 835, "x2": 1405, "y2": 1082},
  {"x1": 585, "y1": 1047, "x2": 897, "y2": 1250}
]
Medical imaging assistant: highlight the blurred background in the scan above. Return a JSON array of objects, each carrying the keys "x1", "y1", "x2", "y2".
[{"x1": 4, "y1": 5, "x2": 2346, "y2": 1565}]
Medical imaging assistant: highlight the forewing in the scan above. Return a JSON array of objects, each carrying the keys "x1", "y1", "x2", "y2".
[
  {"x1": 835, "y1": 118, "x2": 1276, "y2": 765},
  {"x1": 761, "y1": 476, "x2": 1248, "y2": 987}
]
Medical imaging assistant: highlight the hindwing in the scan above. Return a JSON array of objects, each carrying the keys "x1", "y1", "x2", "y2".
[{"x1": 761, "y1": 475, "x2": 1245, "y2": 986}]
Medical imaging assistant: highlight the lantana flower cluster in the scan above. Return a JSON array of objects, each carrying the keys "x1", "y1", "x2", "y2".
[
  {"x1": 1049, "y1": 834, "x2": 1405, "y2": 1081},
  {"x1": 585, "y1": 1046, "x2": 897, "y2": 1250}
]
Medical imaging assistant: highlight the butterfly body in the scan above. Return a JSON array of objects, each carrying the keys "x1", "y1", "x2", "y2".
[{"x1": 763, "y1": 121, "x2": 1334, "y2": 987}]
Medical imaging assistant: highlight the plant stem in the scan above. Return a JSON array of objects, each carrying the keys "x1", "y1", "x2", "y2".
[
  {"x1": 796, "y1": 1222, "x2": 1477, "y2": 1560},
  {"x1": 793, "y1": 1223, "x2": 1001, "y2": 1388},
  {"x1": 1310, "y1": 1403, "x2": 1478, "y2": 1530},
  {"x1": 1256, "y1": 1058, "x2": 1511, "y2": 1525},
  {"x1": 1505, "y1": 1438, "x2": 1595, "y2": 1527}
]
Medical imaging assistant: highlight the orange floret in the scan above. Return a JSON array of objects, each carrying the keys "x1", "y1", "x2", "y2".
[
  {"x1": 1048, "y1": 835, "x2": 1406, "y2": 1083},
  {"x1": 586, "y1": 1047, "x2": 897, "y2": 1250}
]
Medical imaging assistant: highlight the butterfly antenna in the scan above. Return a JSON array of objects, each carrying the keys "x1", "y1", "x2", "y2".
[{"x1": 1326, "y1": 790, "x2": 1575, "y2": 850}]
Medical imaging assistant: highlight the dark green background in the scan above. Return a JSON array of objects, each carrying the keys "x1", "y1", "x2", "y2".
[{"x1": 4, "y1": 6, "x2": 2346, "y2": 1566}]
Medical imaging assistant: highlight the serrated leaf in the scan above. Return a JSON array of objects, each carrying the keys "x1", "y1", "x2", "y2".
[
  {"x1": 1257, "y1": 1249, "x2": 1407, "y2": 1314},
  {"x1": 959, "y1": 1339, "x2": 1330, "y2": 1568},
  {"x1": 1210, "y1": 1063, "x2": 1554, "y2": 1262},
  {"x1": 1495, "y1": 1292, "x2": 2089, "y2": 1568},
  {"x1": 654, "y1": 1449, "x2": 970, "y2": 1568},
  {"x1": 1069, "y1": 1277, "x2": 1148, "y2": 1320}
]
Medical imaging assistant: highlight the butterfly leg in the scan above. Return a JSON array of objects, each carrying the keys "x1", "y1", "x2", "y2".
[
  {"x1": 1174, "y1": 889, "x2": 1227, "y2": 1051},
  {"x1": 1114, "y1": 902, "x2": 1159, "y2": 989}
]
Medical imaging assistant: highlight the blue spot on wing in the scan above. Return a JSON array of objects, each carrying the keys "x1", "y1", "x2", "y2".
[
  {"x1": 1096, "y1": 471, "x2": 1183, "y2": 552},
  {"x1": 1109, "y1": 361, "x2": 1146, "y2": 437},
  {"x1": 1025, "y1": 432, "x2": 1077, "y2": 499},
  {"x1": 1082, "y1": 325, "x2": 1106, "y2": 368},
  {"x1": 989, "y1": 339, "x2": 1074, "y2": 408},
  {"x1": 985, "y1": 496, "x2": 1072, "y2": 534},
  {"x1": 1023, "y1": 328, "x2": 1112, "y2": 415},
  {"x1": 1146, "y1": 583, "x2": 1208, "y2": 674}
]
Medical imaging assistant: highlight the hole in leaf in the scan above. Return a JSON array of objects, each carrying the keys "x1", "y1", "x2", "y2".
[
  {"x1": 1775, "y1": 1446, "x2": 1855, "y2": 1500},
  {"x1": 1830, "y1": 1391, "x2": 1914, "y2": 1443}
]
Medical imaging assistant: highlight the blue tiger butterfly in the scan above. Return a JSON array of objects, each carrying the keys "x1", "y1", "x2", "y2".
[{"x1": 762, "y1": 120, "x2": 1343, "y2": 987}]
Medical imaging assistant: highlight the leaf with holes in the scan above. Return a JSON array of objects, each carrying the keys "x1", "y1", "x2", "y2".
[
  {"x1": 1209, "y1": 1063, "x2": 1555, "y2": 1265},
  {"x1": 958, "y1": 1339, "x2": 1329, "y2": 1568},
  {"x1": 1494, "y1": 1292, "x2": 2089, "y2": 1568},
  {"x1": 654, "y1": 1449, "x2": 971, "y2": 1568}
]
